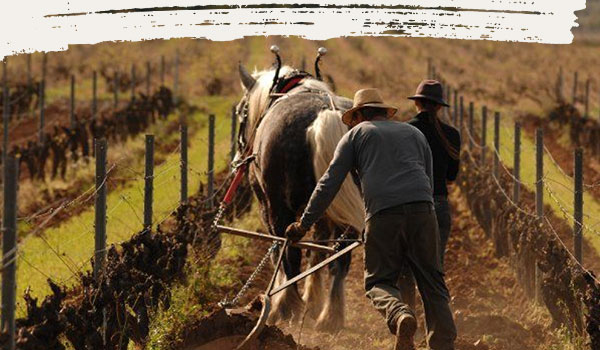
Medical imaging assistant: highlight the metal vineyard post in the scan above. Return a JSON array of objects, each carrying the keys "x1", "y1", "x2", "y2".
[{"x1": 144, "y1": 135, "x2": 155, "y2": 229}]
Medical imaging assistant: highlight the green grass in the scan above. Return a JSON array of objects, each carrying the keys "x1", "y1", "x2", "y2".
[
  {"x1": 15, "y1": 95, "x2": 237, "y2": 316},
  {"x1": 478, "y1": 108, "x2": 600, "y2": 257},
  {"x1": 145, "y1": 199, "x2": 264, "y2": 350}
]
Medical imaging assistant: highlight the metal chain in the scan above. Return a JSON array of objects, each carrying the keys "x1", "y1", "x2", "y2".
[
  {"x1": 219, "y1": 241, "x2": 279, "y2": 308},
  {"x1": 332, "y1": 226, "x2": 351, "y2": 252},
  {"x1": 208, "y1": 155, "x2": 255, "y2": 235},
  {"x1": 210, "y1": 203, "x2": 227, "y2": 233}
]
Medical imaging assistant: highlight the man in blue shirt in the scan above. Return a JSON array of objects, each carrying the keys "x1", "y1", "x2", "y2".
[{"x1": 286, "y1": 88, "x2": 457, "y2": 350}]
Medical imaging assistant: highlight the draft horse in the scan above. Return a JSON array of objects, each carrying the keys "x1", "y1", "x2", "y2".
[{"x1": 235, "y1": 49, "x2": 364, "y2": 332}]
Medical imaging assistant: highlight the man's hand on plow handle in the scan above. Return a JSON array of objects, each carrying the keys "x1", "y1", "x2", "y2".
[{"x1": 285, "y1": 222, "x2": 308, "y2": 242}]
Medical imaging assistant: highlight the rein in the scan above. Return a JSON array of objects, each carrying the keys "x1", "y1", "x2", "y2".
[
  {"x1": 214, "y1": 73, "x2": 339, "y2": 233},
  {"x1": 213, "y1": 74, "x2": 315, "y2": 227}
]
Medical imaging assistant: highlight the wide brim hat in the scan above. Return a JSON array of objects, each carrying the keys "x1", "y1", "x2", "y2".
[
  {"x1": 408, "y1": 80, "x2": 450, "y2": 107},
  {"x1": 341, "y1": 88, "x2": 398, "y2": 126}
]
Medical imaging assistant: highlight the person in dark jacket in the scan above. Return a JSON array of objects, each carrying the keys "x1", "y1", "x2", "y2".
[
  {"x1": 407, "y1": 80, "x2": 461, "y2": 266},
  {"x1": 393, "y1": 80, "x2": 460, "y2": 314}
]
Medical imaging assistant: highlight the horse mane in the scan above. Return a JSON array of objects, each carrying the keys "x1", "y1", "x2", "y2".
[
  {"x1": 246, "y1": 65, "x2": 333, "y2": 131},
  {"x1": 244, "y1": 64, "x2": 365, "y2": 232}
]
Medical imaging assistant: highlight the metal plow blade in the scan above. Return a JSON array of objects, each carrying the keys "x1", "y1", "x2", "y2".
[
  {"x1": 217, "y1": 224, "x2": 363, "y2": 350},
  {"x1": 234, "y1": 295, "x2": 271, "y2": 350},
  {"x1": 236, "y1": 240, "x2": 362, "y2": 349},
  {"x1": 234, "y1": 239, "x2": 288, "y2": 350}
]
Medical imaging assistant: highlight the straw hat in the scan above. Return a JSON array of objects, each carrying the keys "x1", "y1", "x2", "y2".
[
  {"x1": 407, "y1": 80, "x2": 449, "y2": 107},
  {"x1": 341, "y1": 88, "x2": 398, "y2": 126}
]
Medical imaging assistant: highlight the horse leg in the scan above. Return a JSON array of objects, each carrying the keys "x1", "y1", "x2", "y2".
[
  {"x1": 302, "y1": 219, "x2": 330, "y2": 320},
  {"x1": 267, "y1": 211, "x2": 305, "y2": 326},
  {"x1": 315, "y1": 226, "x2": 354, "y2": 333},
  {"x1": 250, "y1": 180, "x2": 275, "y2": 236}
]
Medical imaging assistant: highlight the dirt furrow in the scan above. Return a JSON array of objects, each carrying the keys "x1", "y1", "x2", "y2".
[
  {"x1": 268, "y1": 185, "x2": 558, "y2": 350},
  {"x1": 175, "y1": 182, "x2": 562, "y2": 350}
]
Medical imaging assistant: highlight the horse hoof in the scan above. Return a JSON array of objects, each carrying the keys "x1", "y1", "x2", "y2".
[
  {"x1": 268, "y1": 288, "x2": 305, "y2": 325},
  {"x1": 315, "y1": 313, "x2": 344, "y2": 334},
  {"x1": 266, "y1": 310, "x2": 282, "y2": 326},
  {"x1": 303, "y1": 303, "x2": 322, "y2": 321}
]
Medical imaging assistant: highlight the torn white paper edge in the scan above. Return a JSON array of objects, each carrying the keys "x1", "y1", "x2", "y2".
[{"x1": 0, "y1": 0, "x2": 586, "y2": 58}]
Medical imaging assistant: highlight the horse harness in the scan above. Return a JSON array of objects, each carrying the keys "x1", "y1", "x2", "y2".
[
  {"x1": 236, "y1": 70, "x2": 339, "y2": 165},
  {"x1": 212, "y1": 70, "x2": 344, "y2": 244},
  {"x1": 214, "y1": 70, "x2": 363, "y2": 350}
]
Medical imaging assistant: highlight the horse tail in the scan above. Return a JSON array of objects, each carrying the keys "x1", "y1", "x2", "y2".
[{"x1": 306, "y1": 109, "x2": 366, "y2": 233}]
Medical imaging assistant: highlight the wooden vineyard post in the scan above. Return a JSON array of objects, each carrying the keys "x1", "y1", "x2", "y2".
[
  {"x1": 574, "y1": 148, "x2": 583, "y2": 264},
  {"x1": 534, "y1": 128, "x2": 544, "y2": 305},
  {"x1": 3, "y1": 85, "x2": 8, "y2": 162},
  {"x1": 42, "y1": 53, "x2": 47, "y2": 84},
  {"x1": 230, "y1": 104, "x2": 237, "y2": 167},
  {"x1": 2, "y1": 155, "x2": 18, "y2": 350},
  {"x1": 2, "y1": 58, "x2": 7, "y2": 160},
  {"x1": 94, "y1": 139, "x2": 107, "y2": 280},
  {"x1": 180, "y1": 124, "x2": 188, "y2": 204},
  {"x1": 26, "y1": 55, "x2": 31, "y2": 119},
  {"x1": 39, "y1": 80, "x2": 45, "y2": 143},
  {"x1": 445, "y1": 85, "x2": 451, "y2": 121},
  {"x1": 92, "y1": 71, "x2": 97, "y2": 120},
  {"x1": 94, "y1": 137, "x2": 109, "y2": 345},
  {"x1": 493, "y1": 112, "x2": 500, "y2": 179},
  {"x1": 208, "y1": 114, "x2": 215, "y2": 208},
  {"x1": 480, "y1": 105, "x2": 487, "y2": 165},
  {"x1": 174, "y1": 50, "x2": 179, "y2": 106},
  {"x1": 513, "y1": 122, "x2": 521, "y2": 203},
  {"x1": 459, "y1": 96, "x2": 464, "y2": 130},
  {"x1": 70, "y1": 75, "x2": 76, "y2": 128},
  {"x1": 468, "y1": 101, "x2": 474, "y2": 149},
  {"x1": 144, "y1": 135, "x2": 155, "y2": 229},
  {"x1": 535, "y1": 128, "x2": 544, "y2": 221},
  {"x1": 40, "y1": 55, "x2": 47, "y2": 143}
]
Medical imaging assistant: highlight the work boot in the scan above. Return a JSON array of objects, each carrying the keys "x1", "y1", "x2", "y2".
[{"x1": 395, "y1": 313, "x2": 417, "y2": 350}]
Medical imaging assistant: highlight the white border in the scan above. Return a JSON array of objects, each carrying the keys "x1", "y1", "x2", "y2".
[{"x1": 0, "y1": 1, "x2": 586, "y2": 58}]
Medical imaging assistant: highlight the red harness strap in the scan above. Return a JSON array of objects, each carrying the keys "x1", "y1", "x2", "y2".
[
  {"x1": 223, "y1": 75, "x2": 305, "y2": 205},
  {"x1": 223, "y1": 163, "x2": 247, "y2": 205},
  {"x1": 279, "y1": 76, "x2": 304, "y2": 94}
]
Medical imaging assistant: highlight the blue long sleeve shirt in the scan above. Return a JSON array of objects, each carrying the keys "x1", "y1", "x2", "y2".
[{"x1": 300, "y1": 120, "x2": 434, "y2": 228}]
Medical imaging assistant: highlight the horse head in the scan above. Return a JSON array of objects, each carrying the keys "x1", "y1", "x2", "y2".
[
  {"x1": 234, "y1": 47, "x2": 333, "y2": 164},
  {"x1": 234, "y1": 62, "x2": 294, "y2": 162}
]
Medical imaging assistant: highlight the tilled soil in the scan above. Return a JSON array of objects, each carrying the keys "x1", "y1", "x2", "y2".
[
  {"x1": 180, "y1": 305, "x2": 316, "y2": 350},
  {"x1": 178, "y1": 185, "x2": 560, "y2": 350}
]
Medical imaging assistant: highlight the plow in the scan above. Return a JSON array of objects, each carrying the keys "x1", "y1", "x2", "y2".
[
  {"x1": 215, "y1": 224, "x2": 361, "y2": 349},
  {"x1": 6, "y1": 41, "x2": 600, "y2": 350},
  {"x1": 5, "y1": 44, "x2": 364, "y2": 350},
  {"x1": 205, "y1": 44, "x2": 363, "y2": 349}
]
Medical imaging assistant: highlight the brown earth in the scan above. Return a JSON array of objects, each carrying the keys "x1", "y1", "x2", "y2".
[
  {"x1": 179, "y1": 305, "x2": 317, "y2": 350},
  {"x1": 176, "y1": 184, "x2": 561, "y2": 350}
]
